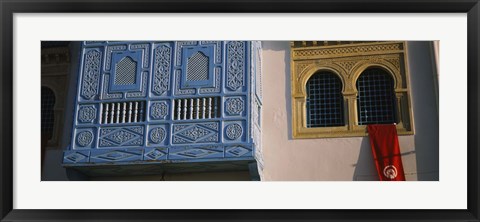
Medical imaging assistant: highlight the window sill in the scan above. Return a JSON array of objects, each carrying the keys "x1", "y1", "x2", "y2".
[{"x1": 292, "y1": 125, "x2": 414, "y2": 139}]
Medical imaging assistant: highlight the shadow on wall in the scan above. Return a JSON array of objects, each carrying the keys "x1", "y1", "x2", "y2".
[
  {"x1": 261, "y1": 41, "x2": 293, "y2": 140},
  {"x1": 408, "y1": 42, "x2": 439, "y2": 181},
  {"x1": 352, "y1": 137, "x2": 379, "y2": 181}
]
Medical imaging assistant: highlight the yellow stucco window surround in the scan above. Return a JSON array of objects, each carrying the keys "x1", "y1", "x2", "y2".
[{"x1": 290, "y1": 41, "x2": 414, "y2": 139}]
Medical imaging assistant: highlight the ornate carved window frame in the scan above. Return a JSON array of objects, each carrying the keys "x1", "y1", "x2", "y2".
[{"x1": 291, "y1": 41, "x2": 414, "y2": 138}]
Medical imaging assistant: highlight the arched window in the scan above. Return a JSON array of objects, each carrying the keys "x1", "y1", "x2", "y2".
[
  {"x1": 187, "y1": 52, "x2": 209, "y2": 81},
  {"x1": 291, "y1": 42, "x2": 413, "y2": 138},
  {"x1": 356, "y1": 68, "x2": 396, "y2": 125},
  {"x1": 115, "y1": 56, "x2": 137, "y2": 85},
  {"x1": 41, "y1": 87, "x2": 56, "y2": 139},
  {"x1": 306, "y1": 71, "x2": 344, "y2": 127}
]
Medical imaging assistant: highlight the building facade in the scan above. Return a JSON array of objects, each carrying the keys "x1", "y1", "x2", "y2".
[{"x1": 41, "y1": 41, "x2": 439, "y2": 181}]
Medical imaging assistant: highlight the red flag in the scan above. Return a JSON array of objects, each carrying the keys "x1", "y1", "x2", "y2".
[{"x1": 367, "y1": 124, "x2": 406, "y2": 181}]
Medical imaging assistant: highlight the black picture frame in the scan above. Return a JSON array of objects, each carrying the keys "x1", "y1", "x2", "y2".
[{"x1": 1, "y1": 0, "x2": 479, "y2": 221}]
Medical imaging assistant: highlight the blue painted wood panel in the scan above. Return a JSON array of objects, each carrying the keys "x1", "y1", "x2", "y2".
[{"x1": 64, "y1": 41, "x2": 262, "y2": 174}]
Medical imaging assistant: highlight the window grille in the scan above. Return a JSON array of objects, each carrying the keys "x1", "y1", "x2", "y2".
[
  {"x1": 114, "y1": 56, "x2": 137, "y2": 85},
  {"x1": 41, "y1": 87, "x2": 56, "y2": 137},
  {"x1": 306, "y1": 72, "x2": 344, "y2": 127},
  {"x1": 100, "y1": 101, "x2": 145, "y2": 124},
  {"x1": 356, "y1": 68, "x2": 396, "y2": 125},
  {"x1": 173, "y1": 97, "x2": 220, "y2": 120},
  {"x1": 186, "y1": 52, "x2": 209, "y2": 81}
]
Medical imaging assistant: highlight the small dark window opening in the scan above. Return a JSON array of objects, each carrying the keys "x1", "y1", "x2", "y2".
[
  {"x1": 173, "y1": 96, "x2": 221, "y2": 120},
  {"x1": 115, "y1": 56, "x2": 137, "y2": 85},
  {"x1": 186, "y1": 52, "x2": 209, "y2": 81},
  {"x1": 100, "y1": 101, "x2": 146, "y2": 124},
  {"x1": 356, "y1": 68, "x2": 397, "y2": 125},
  {"x1": 306, "y1": 72, "x2": 345, "y2": 127},
  {"x1": 41, "y1": 87, "x2": 56, "y2": 139}
]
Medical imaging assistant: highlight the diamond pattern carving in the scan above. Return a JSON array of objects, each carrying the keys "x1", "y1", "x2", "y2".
[
  {"x1": 64, "y1": 152, "x2": 88, "y2": 162},
  {"x1": 226, "y1": 146, "x2": 250, "y2": 157},
  {"x1": 173, "y1": 148, "x2": 219, "y2": 158},
  {"x1": 145, "y1": 149, "x2": 166, "y2": 160},
  {"x1": 172, "y1": 122, "x2": 219, "y2": 144},
  {"x1": 179, "y1": 126, "x2": 210, "y2": 141},
  {"x1": 99, "y1": 126, "x2": 144, "y2": 147},
  {"x1": 94, "y1": 151, "x2": 136, "y2": 161},
  {"x1": 106, "y1": 130, "x2": 136, "y2": 144}
]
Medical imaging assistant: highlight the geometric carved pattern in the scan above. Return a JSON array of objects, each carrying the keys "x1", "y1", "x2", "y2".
[
  {"x1": 126, "y1": 71, "x2": 148, "y2": 98},
  {"x1": 199, "y1": 67, "x2": 221, "y2": 94},
  {"x1": 99, "y1": 126, "x2": 144, "y2": 147},
  {"x1": 64, "y1": 152, "x2": 88, "y2": 163},
  {"x1": 226, "y1": 145, "x2": 251, "y2": 157},
  {"x1": 78, "y1": 105, "x2": 97, "y2": 123},
  {"x1": 186, "y1": 52, "x2": 209, "y2": 81},
  {"x1": 145, "y1": 148, "x2": 166, "y2": 160},
  {"x1": 105, "y1": 130, "x2": 135, "y2": 143},
  {"x1": 225, "y1": 123, "x2": 242, "y2": 140},
  {"x1": 225, "y1": 97, "x2": 244, "y2": 116},
  {"x1": 176, "y1": 41, "x2": 197, "y2": 66},
  {"x1": 150, "y1": 102, "x2": 168, "y2": 120},
  {"x1": 105, "y1": 45, "x2": 127, "y2": 71},
  {"x1": 152, "y1": 45, "x2": 171, "y2": 96},
  {"x1": 93, "y1": 150, "x2": 139, "y2": 161},
  {"x1": 172, "y1": 122, "x2": 219, "y2": 144},
  {"x1": 293, "y1": 42, "x2": 402, "y2": 58},
  {"x1": 385, "y1": 57, "x2": 401, "y2": 70},
  {"x1": 81, "y1": 50, "x2": 101, "y2": 100},
  {"x1": 101, "y1": 75, "x2": 123, "y2": 100},
  {"x1": 114, "y1": 56, "x2": 137, "y2": 85},
  {"x1": 130, "y1": 43, "x2": 150, "y2": 68},
  {"x1": 149, "y1": 127, "x2": 166, "y2": 144},
  {"x1": 77, "y1": 131, "x2": 93, "y2": 147},
  {"x1": 67, "y1": 41, "x2": 260, "y2": 169},
  {"x1": 174, "y1": 69, "x2": 195, "y2": 95},
  {"x1": 296, "y1": 63, "x2": 311, "y2": 75},
  {"x1": 336, "y1": 60, "x2": 357, "y2": 73},
  {"x1": 200, "y1": 41, "x2": 222, "y2": 64},
  {"x1": 171, "y1": 147, "x2": 221, "y2": 159},
  {"x1": 226, "y1": 41, "x2": 245, "y2": 91}
]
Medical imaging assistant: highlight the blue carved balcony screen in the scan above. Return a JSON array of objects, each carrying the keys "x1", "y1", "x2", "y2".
[{"x1": 63, "y1": 41, "x2": 263, "y2": 176}]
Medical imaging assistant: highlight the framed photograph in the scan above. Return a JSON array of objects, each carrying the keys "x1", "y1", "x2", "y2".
[{"x1": 1, "y1": 0, "x2": 479, "y2": 221}]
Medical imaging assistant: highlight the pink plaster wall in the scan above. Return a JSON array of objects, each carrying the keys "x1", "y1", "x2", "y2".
[{"x1": 260, "y1": 41, "x2": 439, "y2": 181}]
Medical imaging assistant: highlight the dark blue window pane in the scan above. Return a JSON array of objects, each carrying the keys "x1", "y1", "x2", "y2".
[
  {"x1": 356, "y1": 68, "x2": 396, "y2": 125},
  {"x1": 41, "y1": 87, "x2": 55, "y2": 137},
  {"x1": 306, "y1": 72, "x2": 344, "y2": 127}
]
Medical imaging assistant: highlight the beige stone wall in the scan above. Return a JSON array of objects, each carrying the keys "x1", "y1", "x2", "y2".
[{"x1": 260, "y1": 41, "x2": 439, "y2": 181}]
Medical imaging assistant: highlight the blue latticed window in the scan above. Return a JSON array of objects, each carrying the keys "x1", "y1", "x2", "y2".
[
  {"x1": 356, "y1": 68, "x2": 396, "y2": 125},
  {"x1": 173, "y1": 96, "x2": 221, "y2": 120},
  {"x1": 186, "y1": 52, "x2": 209, "y2": 81},
  {"x1": 114, "y1": 56, "x2": 137, "y2": 85},
  {"x1": 100, "y1": 101, "x2": 146, "y2": 124},
  {"x1": 306, "y1": 72, "x2": 344, "y2": 127},
  {"x1": 63, "y1": 41, "x2": 262, "y2": 176},
  {"x1": 41, "y1": 87, "x2": 55, "y2": 139}
]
